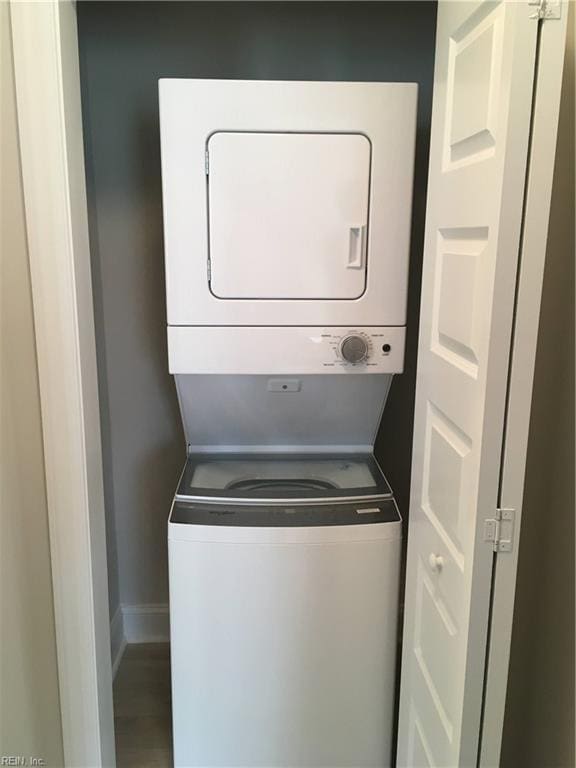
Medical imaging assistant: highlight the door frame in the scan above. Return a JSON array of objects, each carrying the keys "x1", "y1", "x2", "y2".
[
  {"x1": 8, "y1": 1, "x2": 567, "y2": 765},
  {"x1": 9, "y1": 2, "x2": 115, "y2": 766},
  {"x1": 478, "y1": 5, "x2": 568, "y2": 765}
]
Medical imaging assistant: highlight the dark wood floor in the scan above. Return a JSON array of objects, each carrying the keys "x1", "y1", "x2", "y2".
[{"x1": 113, "y1": 643, "x2": 173, "y2": 767}]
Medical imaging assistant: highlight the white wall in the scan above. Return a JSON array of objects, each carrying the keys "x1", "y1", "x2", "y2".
[
  {"x1": 77, "y1": 1, "x2": 437, "y2": 623},
  {"x1": 0, "y1": 4, "x2": 64, "y2": 763},
  {"x1": 501, "y1": 11, "x2": 575, "y2": 767}
]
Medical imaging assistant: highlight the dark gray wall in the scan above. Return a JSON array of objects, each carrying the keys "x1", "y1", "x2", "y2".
[
  {"x1": 77, "y1": 1, "x2": 437, "y2": 616},
  {"x1": 501, "y1": 16, "x2": 575, "y2": 768}
]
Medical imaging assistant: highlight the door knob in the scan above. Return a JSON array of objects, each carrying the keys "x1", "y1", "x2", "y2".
[{"x1": 428, "y1": 553, "x2": 444, "y2": 572}]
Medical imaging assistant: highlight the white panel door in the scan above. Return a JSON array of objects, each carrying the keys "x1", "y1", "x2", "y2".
[
  {"x1": 398, "y1": 3, "x2": 539, "y2": 766},
  {"x1": 208, "y1": 132, "x2": 370, "y2": 299}
]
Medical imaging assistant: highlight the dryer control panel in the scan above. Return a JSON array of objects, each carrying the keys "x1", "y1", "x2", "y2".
[
  {"x1": 322, "y1": 329, "x2": 401, "y2": 370},
  {"x1": 168, "y1": 327, "x2": 405, "y2": 375}
]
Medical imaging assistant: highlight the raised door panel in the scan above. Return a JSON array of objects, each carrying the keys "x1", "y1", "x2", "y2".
[
  {"x1": 398, "y1": 3, "x2": 538, "y2": 766},
  {"x1": 208, "y1": 132, "x2": 370, "y2": 300}
]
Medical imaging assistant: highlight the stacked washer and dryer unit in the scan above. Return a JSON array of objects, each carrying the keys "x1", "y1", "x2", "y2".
[{"x1": 159, "y1": 79, "x2": 417, "y2": 767}]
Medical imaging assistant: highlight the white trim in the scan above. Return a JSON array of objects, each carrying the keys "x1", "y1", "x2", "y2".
[
  {"x1": 10, "y1": 2, "x2": 115, "y2": 765},
  {"x1": 122, "y1": 604, "x2": 171, "y2": 644},
  {"x1": 110, "y1": 607, "x2": 127, "y2": 680},
  {"x1": 479, "y1": 5, "x2": 569, "y2": 766}
]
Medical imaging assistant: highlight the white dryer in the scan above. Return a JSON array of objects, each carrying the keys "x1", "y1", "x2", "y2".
[
  {"x1": 160, "y1": 79, "x2": 417, "y2": 374},
  {"x1": 159, "y1": 78, "x2": 417, "y2": 767}
]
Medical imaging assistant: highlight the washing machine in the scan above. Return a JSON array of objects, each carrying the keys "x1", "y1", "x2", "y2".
[
  {"x1": 169, "y1": 453, "x2": 402, "y2": 767},
  {"x1": 159, "y1": 79, "x2": 417, "y2": 767}
]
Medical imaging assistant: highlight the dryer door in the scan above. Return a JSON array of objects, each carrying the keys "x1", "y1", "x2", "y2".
[{"x1": 207, "y1": 132, "x2": 370, "y2": 300}]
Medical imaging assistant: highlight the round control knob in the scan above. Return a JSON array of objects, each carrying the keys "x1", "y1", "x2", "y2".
[{"x1": 340, "y1": 335, "x2": 369, "y2": 364}]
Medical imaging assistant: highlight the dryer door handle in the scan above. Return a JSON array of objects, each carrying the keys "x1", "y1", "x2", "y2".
[{"x1": 348, "y1": 225, "x2": 366, "y2": 269}]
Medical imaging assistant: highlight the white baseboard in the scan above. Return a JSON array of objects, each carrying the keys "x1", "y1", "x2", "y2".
[
  {"x1": 122, "y1": 603, "x2": 170, "y2": 644},
  {"x1": 110, "y1": 605, "x2": 126, "y2": 679},
  {"x1": 110, "y1": 603, "x2": 169, "y2": 676}
]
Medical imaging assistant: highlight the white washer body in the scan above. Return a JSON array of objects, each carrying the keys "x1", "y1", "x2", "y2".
[{"x1": 169, "y1": 501, "x2": 401, "y2": 768}]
